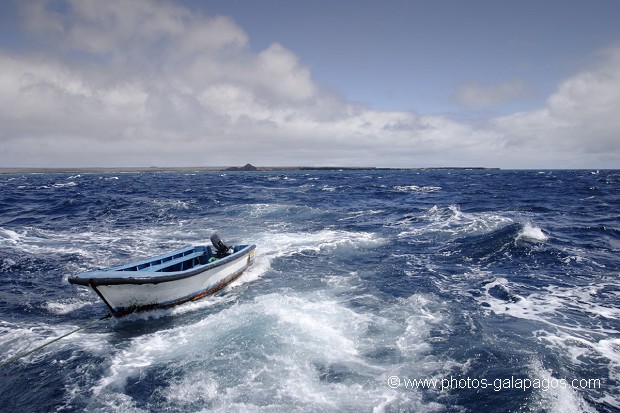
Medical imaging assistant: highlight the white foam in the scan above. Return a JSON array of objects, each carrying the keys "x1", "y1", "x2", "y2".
[
  {"x1": 44, "y1": 298, "x2": 94, "y2": 315},
  {"x1": 95, "y1": 332, "x2": 179, "y2": 393},
  {"x1": 481, "y1": 279, "x2": 620, "y2": 327},
  {"x1": 245, "y1": 203, "x2": 320, "y2": 220},
  {"x1": 594, "y1": 338, "x2": 620, "y2": 366},
  {"x1": 52, "y1": 181, "x2": 78, "y2": 188},
  {"x1": 0, "y1": 319, "x2": 86, "y2": 363},
  {"x1": 228, "y1": 253, "x2": 270, "y2": 289},
  {"x1": 160, "y1": 370, "x2": 219, "y2": 406},
  {"x1": 264, "y1": 175, "x2": 297, "y2": 182},
  {"x1": 398, "y1": 204, "x2": 513, "y2": 239},
  {"x1": 479, "y1": 279, "x2": 620, "y2": 391},
  {"x1": 1, "y1": 224, "x2": 209, "y2": 271},
  {"x1": 85, "y1": 392, "x2": 147, "y2": 413},
  {"x1": 123, "y1": 294, "x2": 236, "y2": 321},
  {"x1": 393, "y1": 185, "x2": 441, "y2": 192},
  {"x1": 256, "y1": 229, "x2": 383, "y2": 257},
  {"x1": 518, "y1": 222, "x2": 549, "y2": 242},
  {"x1": 0, "y1": 228, "x2": 24, "y2": 244},
  {"x1": 396, "y1": 294, "x2": 445, "y2": 357},
  {"x1": 339, "y1": 209, "x2": 385, "y2": 221},
  {"x1": 152, "y1": 199, "x2": 192, "y2": 210},
  {"x1": 85, "y1": 287, "x2": 450, "y2": 411},
  {"x1": 0, "y1": 226, "x2": 90, "y2": 257},
  {"x1": 529, "y1": 360, "x2": 597, "y2": 413}
]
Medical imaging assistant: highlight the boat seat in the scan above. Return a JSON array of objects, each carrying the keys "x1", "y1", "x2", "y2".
[{"x1": 141, "y1": 251, "x2": 205, "y2": 272}]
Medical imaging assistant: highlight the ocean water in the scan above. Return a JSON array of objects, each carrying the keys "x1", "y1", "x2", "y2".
[{"x1": 0, "y1": 169, "x2": 618, "y2": 412}]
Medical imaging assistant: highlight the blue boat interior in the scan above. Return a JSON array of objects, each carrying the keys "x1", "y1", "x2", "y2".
[{"x1": 114, "y1": 245, "x2": 247, "y2": 273}]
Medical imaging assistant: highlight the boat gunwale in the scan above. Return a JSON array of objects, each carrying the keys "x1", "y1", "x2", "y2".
[{"x1": 68, "y1": 244, "x2": 256, "y2": 286}]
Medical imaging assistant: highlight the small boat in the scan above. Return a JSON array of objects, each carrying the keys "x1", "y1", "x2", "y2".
[{"x1": 69, "y1": 234, "x2": 256, "y2": 317}]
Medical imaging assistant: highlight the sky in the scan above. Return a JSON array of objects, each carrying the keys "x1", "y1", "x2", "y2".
[{"x1": 1, "y1": 0, "x2": 620, "y2": 168}]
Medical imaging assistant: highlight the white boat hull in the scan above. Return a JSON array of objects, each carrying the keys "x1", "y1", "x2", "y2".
[{"x1": 70, "y1": 244, "x2": 255, "y2": 317}]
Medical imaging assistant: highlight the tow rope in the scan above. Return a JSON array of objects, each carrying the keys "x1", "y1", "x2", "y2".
[{"x1": 0, "y1": 313, "x2": 112, "y2": 369}]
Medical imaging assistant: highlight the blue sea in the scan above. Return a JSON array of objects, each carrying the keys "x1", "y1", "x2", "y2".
[{"x1": 0, "y1": 169, "x2": 618, "y2": 412}]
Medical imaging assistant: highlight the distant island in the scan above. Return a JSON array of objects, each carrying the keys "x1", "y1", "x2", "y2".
[
  {"x1": 225, "y1": 163, "x2": 258, "y2": 171},
  {"x1": 0, "y1": 164, "x2": 499, "y2": 174}
]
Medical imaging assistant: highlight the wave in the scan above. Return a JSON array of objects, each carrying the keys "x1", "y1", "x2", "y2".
[
  {"x1": 396, "y1": 204, "x2": 514, "y2": 240},
  {"x1": 517, "y1": 222, "x2": 549, "y2": 242},
  {"x1": 420, "y1": 219, "x2": 549, "y2": 264},
  {"x1": 393, "y1": 185, "x2": 442, "y2": 193},
  {"x1": 455, "y1": 222, "x2": 524, "y2": 258}
]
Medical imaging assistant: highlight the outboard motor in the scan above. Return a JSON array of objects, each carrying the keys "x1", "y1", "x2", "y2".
[{"x1": 210, "y1": 233, "x2": 232, "y2": 258}]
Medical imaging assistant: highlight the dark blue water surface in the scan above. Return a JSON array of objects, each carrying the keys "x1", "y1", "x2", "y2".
[{"x1": 0, "y1": 169, "x2": 618, "y2": 412}]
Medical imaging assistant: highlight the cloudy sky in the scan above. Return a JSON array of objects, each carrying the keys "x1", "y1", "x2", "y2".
[{"x1": 1, "y1": 0, "x2": 619, "y2": 168}]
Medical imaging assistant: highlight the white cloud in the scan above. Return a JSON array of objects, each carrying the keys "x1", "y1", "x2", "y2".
[
  {"x1": 491, "y1": 45, "x2": 620, "y2": 167},
  {"x1": 0, "y1": 52, "x2": 146, "y2": 140},
  {"x1": 255, "y1": 43, "x2": 316, "y2": 102},
  {"x1": 0, "y1": 1, "x2": 619, "y2": 168}
]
